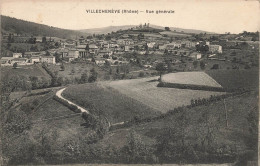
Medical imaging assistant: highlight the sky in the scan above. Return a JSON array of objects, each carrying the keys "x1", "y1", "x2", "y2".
[{"x1": 1, "y1": 0, "x2": 259, "y2": 34}]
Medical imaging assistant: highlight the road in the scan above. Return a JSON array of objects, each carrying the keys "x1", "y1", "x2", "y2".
[
  {"x1": 56, "y1": 87, "x2": 125, "y2": 128},
  {"x1": 56, "y1": 88, "x2": 89, "y2": 113}
]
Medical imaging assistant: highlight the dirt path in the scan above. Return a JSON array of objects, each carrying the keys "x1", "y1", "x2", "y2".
[{"x1": 56, "y1": 88, "x2": 89, "y2": 113}]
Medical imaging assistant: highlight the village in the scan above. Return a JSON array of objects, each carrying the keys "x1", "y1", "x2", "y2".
[{"x1": 1, "y1": 24, "x2": 224, "y2": 71}]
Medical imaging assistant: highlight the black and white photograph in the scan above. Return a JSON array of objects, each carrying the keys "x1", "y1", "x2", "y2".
[{"x1": 0, "y1": 0, "x2": 259, "y2": 165}]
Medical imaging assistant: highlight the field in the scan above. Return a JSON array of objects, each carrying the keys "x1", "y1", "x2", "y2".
[
  {"x1": 161, "y1": 72, "x2": 222, "y2": 87},
  {"x1": 47, "y1": 62, "x2": 107, "y2": 81},
  {"x1": 159, "y1": 31, "x2": 191, "y2": 37},
  {"x1": 206, "y1": 69, "x2": 259, "y2": 90},
  {"x1": 99, "y1": 91, "x2": 258, "y2": 164},
  {"x1": 0, "y1": 64, "x2": 51, "y2": 79},
  {"x1": 101, "y1": 76, "x2": 224, "y2": 113},
  {"x1": 63, "y1": 83, "x2": 161, "y2": 124}
]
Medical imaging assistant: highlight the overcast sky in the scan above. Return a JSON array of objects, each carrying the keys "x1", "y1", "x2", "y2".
[{"x1": 1, "y1": 0, "x2": 259, "y2": 34}]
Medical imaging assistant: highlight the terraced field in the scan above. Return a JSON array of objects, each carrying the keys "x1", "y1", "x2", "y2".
[
  {"x1": 102, "y1": 76, "x2": 224, "y2": 113},
  {"x1": 206, "y1": 69, "x2": 259, "y2": 90},
  {"x1": 161, "y1": 72, "x2": 222, "y2": 87}
]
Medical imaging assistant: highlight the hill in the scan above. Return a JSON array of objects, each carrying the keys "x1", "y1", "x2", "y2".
[
  {"x1": 1, "y1": 15, "x2": 89, "y2": 39},
  {"x1": 79, "y1": 25, "x2": 136, "y2": 34},
  {"x1": 79, "y1": 24, "x2": 216, "y2": 35},
  {"x1": 150, "y1": 24, "x2": 216, "y2": 34}
]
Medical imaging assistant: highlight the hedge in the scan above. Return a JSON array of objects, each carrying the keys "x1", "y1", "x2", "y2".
[
  {"x1": 109, "y1": 89, "x2": 251, "y2": 131},
  {"x1": 157, "y1": 82, "x2": 225, "y2": 92},
  {"x1": 53, "y1": 95, "x2": 81, "y2": 113}
]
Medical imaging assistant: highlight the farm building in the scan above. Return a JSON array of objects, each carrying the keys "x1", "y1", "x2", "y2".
[
  {"x1": 13, "y1": 53, "x2": 22, "y2": 58},
  {"x1": 40, "y1": 56, "x2": 56, "y2": 64},
  {"x1": 209, "y1": 45, "x2": 222, "y2": 53}
]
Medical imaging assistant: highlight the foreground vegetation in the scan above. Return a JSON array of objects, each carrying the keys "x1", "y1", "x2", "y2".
[{"x1": 1, "y1": 87, "x2": 258, "y2": 165}]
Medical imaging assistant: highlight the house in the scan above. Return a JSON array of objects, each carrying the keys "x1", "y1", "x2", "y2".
[
  {"x1": 95, "y1": 58, "x2": 106, "y2": 66},
  {"x1": 1, "y1": 57, "x2": 14, "y2": 66},
  {"x1": 181, "y1": 41, "x2": 196, "y2": 48},
  {"x1": 40, "y1": 56, "x2": 56, "y2": 64},
  {"x1": 89, "y1": 44, "x2": 99, "y2": 54},
  {"x1": 190, "y1": 52, "x2": 202, "y2": 60},
  {"x1": 147, "y1": 42, "x2": 156, "y2": 48},
  {"x1": 13, "y1": 53, "x2": 23, "y2": 58},
  {"x1": 159, "y1": 44, "x2": 166, "y2": 50},
  {"x1": 11, "y1": 58, "x2": 29, "y2": 65},
  {"x1": 68, "y1": 49, "x2": 79, "y2": 59},
  {"x1": 28, "y1": 56, "x2": 40, "y2": 64},
  {"x1": 209, "y1": 45, "x2": 222, "y2": 53},
  {"x1": 77, "y1": 45, "x2": 88, "y2": 58},
  {"x1": 59, "y1": 48, "x2": 69, "y2": 58}
]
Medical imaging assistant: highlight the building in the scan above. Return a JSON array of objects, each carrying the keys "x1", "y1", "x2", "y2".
[
  {"x1": 190, "y1": 52, "x2": 202, "y2": 60},
  {"x1": 68, "y1": 49, "x2": 79, "y2": 59},
  {"x1": 209, "y1": 45, "x2": 222, "y2": 53},
  {"x1": 77, "y1": 45, "x2": 88, "y2": 58},
  {"x1": 40, "y1": 56, "x2": 56, "y2": 64},
  {"x1": 1, "y1": 57, "x2": 14, "y2": 66},
  {"x1": 89, "y1": 44, "x2": 99, "y2": 54},
  {"x1": 28, "y1": 56, "x2": 40, "y2": 64},
  {"x1": 13, "y1": 53, "x2": 23, "y2": 58},
  {"x1": 11, "y1": 58, "x2": 29, "y2": 65}
]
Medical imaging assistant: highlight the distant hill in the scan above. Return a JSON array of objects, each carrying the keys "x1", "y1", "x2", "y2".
[
  {"x1": 1, "y1": 15, "x2": 216, "y2": 39},
  {"x1": 79, "y1": 25, "x2": 136, "y2": 34},
  {"x1": 1, "y1": 15, "x2": 89, "y2": 39},
  {"x1": 79, "y1": 24, "x2": 216, "y2": 35},
  {"x1": 149, "y1": 24, "x2": 216, "y2": 34}
]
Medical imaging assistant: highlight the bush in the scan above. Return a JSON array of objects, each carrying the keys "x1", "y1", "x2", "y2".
[
  {"x1": 53, "y1": 95, "x2": 81, "y2": 113},
  {"x1": 211, "y1": 64, "x2": 219, "y2": 70},
  {"x1": 139, "y1": 72, "x2": 145, "y2": 77}
]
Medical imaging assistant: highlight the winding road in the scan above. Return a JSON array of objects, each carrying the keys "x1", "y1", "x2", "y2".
[
  {"x1": 56, "y1": 87, "x2": 126, "y2": 128},
  {"x1": 56, "y1": 88, "x2": 89, "y2": 113}
]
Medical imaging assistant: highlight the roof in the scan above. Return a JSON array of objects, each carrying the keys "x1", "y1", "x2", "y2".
[
  {"x1": 1, "y1": 57, "x2": 14, "y2": 60},
  {"x1": 41, "y1": 56, "x2": 55, "y2": 59},
  {"x1": 12, "y1": 58, "x2": 27, "y2": 61}
]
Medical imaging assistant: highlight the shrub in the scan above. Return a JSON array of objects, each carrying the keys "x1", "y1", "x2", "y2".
[{"x1": 139, "y1": 72, "x2": 145, "y2": 77}]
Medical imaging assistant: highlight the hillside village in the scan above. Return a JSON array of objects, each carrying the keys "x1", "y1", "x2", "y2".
[
  {"x1": 1, "y1": 17, "x2": 259, "y2": 166},
  {"x1": 1, "y1": 23, "x2": 227, "y2": 67}
]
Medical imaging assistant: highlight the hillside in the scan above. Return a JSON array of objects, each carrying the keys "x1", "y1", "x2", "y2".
[
  {"x1": 150, "y1": 24, "x2": 216, "y2": 34},
  {"x1": 79, "y1": 25, "x2": 136, "y2": 34},
  {"x1": 1, "y1": 15, "x2": 89, "y2": 39},
  {"x1": 79, "y1": 24, "x2": 215, "y2": 35}
]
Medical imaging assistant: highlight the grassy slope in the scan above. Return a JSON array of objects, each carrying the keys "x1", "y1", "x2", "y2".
[
  {"x1": 100, "y1": 91, "x2": 258, "y2": 158},
  {"x1": 161, "y1": 72, "x2": 222, "y2": 87},
  {"x1": 63, "y1": 83, "x2": 161, "y2": 124},
  {"x1": 103, "y1": 77, "x2": 224, "y2": 113},
  {"x1": 1, "y1": 64, "x2": 51, "y2": 79},
  {"x1": 205, "y1": 69, "x2": 259, "y2": 90},
  {"x1": 30, "y1": 98, "x2": 90, "y2": 143}
]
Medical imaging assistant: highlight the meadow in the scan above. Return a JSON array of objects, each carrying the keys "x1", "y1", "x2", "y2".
[
  {"x1": 0, "y1": 64, "x2": 51, "y2": 79},
  {"x1": 206, "y1": 69, "x2": 259, "y2": 90},
  {"x1": 102, "y1": 77, "x2": 224, "y2": 113},
  {"x1": 63, "y1": 83, "x2": 161, "y2": 124},
  {"x1": 159, "y1": 31, "x2": 191, "y2": 37},
  {"x1": 99, "y1": 91, "x2": 258, "y2": 164},
  {"x1": 161, "y1": 72, "x2": 222, "y2": 87}
]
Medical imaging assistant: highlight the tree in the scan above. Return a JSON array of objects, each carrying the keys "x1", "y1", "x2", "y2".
[
  {"x1": 42, "y1": 36, "x2": 47, "y2": 43},
  {"x1": 88, "y1": 68, "x2": 98, "y2": 83},
  {"x1": 165, "y1": 27, "x2": 170, "y2": 31},
  {"x1": 13, "y1": 62, "x2": 18, "y2": 69},
  {"x1": 80, "y1": 71, "x2": 88, "y2": 83},
  {"x1": 200, "y1": 61, "x2": 206, "y2": 70},
  {"x1": 85, "y1": 44, "x2": 89, "y2": 52},
  {"x1": 156, "y1": 63, "x2": 166, "y2": 81},
  {"x1": 211, "y1": 64, "x2": 219, "y2": 69},
  {"x1": 193, "y1": 60, "x2": 198, "y2": 69},
  {"x1": 71, "y1": 68, "x2": 75, "y2": 75},
  {"x1": 60, "y1": 63, "x2": 65, "y2": 71}
]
